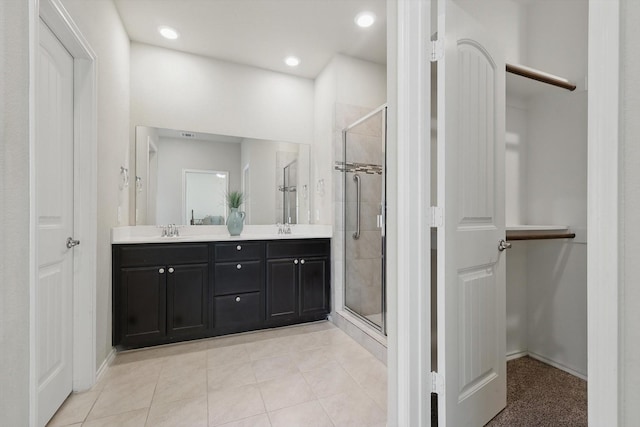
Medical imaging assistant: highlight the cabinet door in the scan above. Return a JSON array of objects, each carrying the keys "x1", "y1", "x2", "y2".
[
  {"x1": 119, "y1": 266, "x2": 166, "y2": 346},
  {"x1": 299, "y1": 257, "x2": 330, "y2": 316},
  {"x1": 166, "y1": 263, "x2": 209, "y2": 337},
  {"x1": 266, "y1": 258, "x2": 298, "y2": 321}
]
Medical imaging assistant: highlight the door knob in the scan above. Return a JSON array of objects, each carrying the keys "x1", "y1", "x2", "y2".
[
  {"x1": 498, "y1": 239, "x2": 512, "y2": 251},
  {"x1": 294, "y1": 259, "x2": 299, "y2": 264},
  {"x1": 236, "y1": 264, "x2": 242, "y2": 270},
  {"x1": 300, "y1": 259, "x2": 305, "y2": 265},
  {"x1": 159, "y1": 268, "x2": 165, "y2": 274},
  {"x1": 168, "y1": 267, "x2": 174, "y2": 273},
  {"x1": 66, "y1": 237, "x2": 80, "y2": 248}
]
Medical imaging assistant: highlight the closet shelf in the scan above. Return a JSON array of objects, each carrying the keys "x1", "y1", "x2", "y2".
[
  {"x1": 506, "y1": 225, "x2": 568, "y2": 231},
  {"x1": 506, "y1": 225, "x2": 575, "y2": 241},
  {"x1": 506, "y1": 63, "x2": 576, "y2": 91}
]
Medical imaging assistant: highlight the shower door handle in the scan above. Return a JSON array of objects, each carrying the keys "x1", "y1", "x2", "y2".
[{"x1": 353, "y1": 174, "x2": 361, "y2": 240}]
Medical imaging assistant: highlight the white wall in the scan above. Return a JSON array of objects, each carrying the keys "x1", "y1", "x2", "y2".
[
  {"x1": 155, "y1": 137, "x2": 241, "y2": 225},
  {"x1": 0, "y1": 0, "x2": 31, "y2": 423},
  {"x1": 130, "y1": 42, "x2": 314, "y2": 145},
  {"x1": 523, "y1": 1, "x2": 588, "y2": 377},
  {"x1": 504, "y1": 99, "x2": 529, "y2": 358},
  {"x1": 621, "y1": 0, "x2": 640, "y2": 422},
  {"x1": 454, "y1": 0, "x2": 528, "y2": 64},
  {"x1": 313, "y1": 54, "x2": 386, "y2": 225},
  {"x1": 61, "y1": 0, "x2": 131, "y2": 369}
]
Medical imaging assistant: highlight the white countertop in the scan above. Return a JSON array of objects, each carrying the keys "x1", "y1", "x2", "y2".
[{"x1": 112, "y1": 225, "x2": 333, "y2": 244}]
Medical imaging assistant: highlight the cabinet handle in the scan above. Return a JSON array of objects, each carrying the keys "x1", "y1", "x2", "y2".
[
  {"x1": 159, "y1": 268, "x2": 165, "y2": 274},
  {"x1": 236, "y1": 264, "x2": 242, "y2": 270},
  {"x1": 300, "y1": 259, "x2": 305, "y2": 265},
  {"x1": 236, "y1": 245, "x2": 242, "y2": 251},
  {"x1": 294, "y1": 259, "x2": 298, "y2": 265},
  {"x1": 235, "y1": 296, "x2": 241, "y2": 302},
  {"x1": 168, "y1": 267, "x2": 174, "y2": 273}
]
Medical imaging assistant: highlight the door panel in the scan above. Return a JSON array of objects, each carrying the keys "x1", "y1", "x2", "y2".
[
  {"x1": 437, "y1": 1, "x2": 506, "y2": 425},
  {"x1": 266, "y1": 259, "x2": 298, "y2": 320},
  {"x1": 121, "y1": 267, "x2": 166, "y2": 341},
  {"x1": 167, "y1": 263, "x2": 209, "y2": 336},
  {"x1": 36, "y1": 19, "x2": 74, "y2": 426},
  {"x1": 299, "y1": 258, "x2": 329, "y2": 315}
]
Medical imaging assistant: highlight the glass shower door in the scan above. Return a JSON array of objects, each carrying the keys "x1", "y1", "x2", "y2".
[{"x1": 343, "y1": 106, "x2": 386, "y2": 333}]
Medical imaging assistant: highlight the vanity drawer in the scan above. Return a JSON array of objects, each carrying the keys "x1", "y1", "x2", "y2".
[
  {"x1": 214, "y1": 292, "x2": 261, "y2": 328},
  {"x1": 266, "y1": 239, "x2": 330, "y2": 259},
  {"x1": 214, "y1": 261, "x2": 262, "y2": 295},
  {"x1": 118, "y1": 244, "x2": 209, "y2": 267},
  {"x1": 215, "y1": 242, "x2": 263, "y2": 262}
]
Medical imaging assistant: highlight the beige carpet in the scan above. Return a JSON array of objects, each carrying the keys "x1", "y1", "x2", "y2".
[{"x1": 485, "y1": 356, "x2": 587, "y2": 427}]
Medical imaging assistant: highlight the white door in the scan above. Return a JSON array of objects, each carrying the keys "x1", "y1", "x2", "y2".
[
  {"x1": 36, "y1": 19, "x2": 75, "y2": 426},
  {"x1": 436, "y1": 0, "x2": 507, "y2": 425}
]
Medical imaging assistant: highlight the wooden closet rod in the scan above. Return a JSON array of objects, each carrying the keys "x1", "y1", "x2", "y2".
[
  {"x1": 506, "y1": 232, "x2": 576, "y2": 241},
  {"x1": 506, "y1": 63, "x2": 577, "y2": 91}
]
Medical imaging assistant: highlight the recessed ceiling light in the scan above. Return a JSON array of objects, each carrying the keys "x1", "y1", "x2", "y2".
[
  {"x1": 284, "y1": 56, "x2": 300, "y2": 67},
  {"x1": 355, "y1": 11, "x2": 376, "y2": 28},
  {"x1": 158, "y1": 26, "x2": 179, "y2": 40}
]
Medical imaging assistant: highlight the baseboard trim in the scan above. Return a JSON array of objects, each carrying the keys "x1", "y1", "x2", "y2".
[
  {"x1": 95, "y1": 348, "x2": 116, "y2": 384},
  {"x1": 506, "y1": 351, "x2": 528, "y2": 361},
  {"x1": 527, "y1": 352, "x2": 588, "y2": 381}
]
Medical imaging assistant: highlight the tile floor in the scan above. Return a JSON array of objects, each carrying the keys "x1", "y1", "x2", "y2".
[{"x1": 47, "y1": 321, "x2": 387, "y2": 427}]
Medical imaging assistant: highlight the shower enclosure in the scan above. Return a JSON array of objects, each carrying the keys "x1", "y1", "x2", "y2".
[
  {"x1": 279, "y1": 160, "x2": 298, "y2": 224},
  {"x1": 340, "y1": 105, "x2": 387, "y2": 333}
]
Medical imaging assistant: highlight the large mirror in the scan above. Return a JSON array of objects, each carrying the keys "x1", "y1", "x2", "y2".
[{"x1": 135, "y1": 126, "x2": 310, "y2": 225}]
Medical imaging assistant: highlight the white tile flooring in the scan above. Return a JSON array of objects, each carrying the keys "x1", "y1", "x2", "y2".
[{"x1": 47, "y1": 321, "x2": 387, "y2": 427}]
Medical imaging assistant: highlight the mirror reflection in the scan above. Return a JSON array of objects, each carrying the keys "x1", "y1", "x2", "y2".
[{"x1": 135, "y1": 126, "x2": 310, "y2": 226}]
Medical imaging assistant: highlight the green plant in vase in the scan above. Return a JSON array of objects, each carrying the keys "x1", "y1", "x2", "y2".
[{"x1": 226, "y1": 191, "x2": 245, "y2": 236}]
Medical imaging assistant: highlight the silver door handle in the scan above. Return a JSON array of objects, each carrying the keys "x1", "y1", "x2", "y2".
[
  {"x1": 66, "y1": 237, "x2": 80, "y2": 248},
  {"x1": 353, "y1": 174, "x2": 361, "y2": 240},
  {"x1": 498, "y1": 239, "x2": 512, "y2": 251},
  {"x1": 168, "y1": 267, "x2": 174, "y2": 273}
]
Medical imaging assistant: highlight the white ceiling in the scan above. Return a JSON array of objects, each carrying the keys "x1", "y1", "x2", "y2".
[{"x1": 114, "y1": 0, "x2": 387, "y2": 79}]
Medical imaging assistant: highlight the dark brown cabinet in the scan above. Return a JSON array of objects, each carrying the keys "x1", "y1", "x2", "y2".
[
  {"x1": 266, "y1": 240, "x2": 330, "y2": 326},
  {"x1": 167, "y1": 263, "x2": 209, "y2": 338},
  {"x1": 118, "y1": 266, "x2": 166, "y2": 345},
  {"x1": 113, "y1": 243, "x2": 211, "y2": 348},
  {"x1": 213, "y1": 242, "x2": 264, "y2": 334},
  {"x1": 113, "y1": 238, "x2": 329, "y2": 349}
]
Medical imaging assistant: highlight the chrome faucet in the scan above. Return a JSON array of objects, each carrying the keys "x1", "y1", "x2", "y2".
[
  {"x1": 161, "y1": 224, "x2": 180, "y2": 237},
  {"x1": 277, "y1": 223, "x2": 292, "y2": 235}
]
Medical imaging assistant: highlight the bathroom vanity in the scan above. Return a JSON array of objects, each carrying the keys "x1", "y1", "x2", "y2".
[{"x1": 111, "y1": 226, "x2": 331, "y2": 349}]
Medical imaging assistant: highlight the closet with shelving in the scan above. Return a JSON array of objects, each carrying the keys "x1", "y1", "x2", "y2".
[
  {"x1": 501, "y1": 0, "x2": 588, "y2": 380},
  {"x1": 427, "y1": 0, "x2": 587, "y2": 423},
  {"x1": 430, "y1": 0, "x2": 588, "y2": 412}
]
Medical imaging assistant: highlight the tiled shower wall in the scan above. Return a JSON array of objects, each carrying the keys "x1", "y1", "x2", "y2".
[{"x1": 332, "y1": 103, "x2": 385, "y2": 334}]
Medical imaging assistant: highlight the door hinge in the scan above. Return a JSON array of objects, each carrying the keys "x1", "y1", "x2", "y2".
[
  {"x1": 431, "y1": 371, "x2": 444, "y2": 394},
  {"x1": 430, "y1": 39, "x2": 443, "y2": 62},
  {"x1": 429, "y1": 206, "x2": 443, "y2": 227}
]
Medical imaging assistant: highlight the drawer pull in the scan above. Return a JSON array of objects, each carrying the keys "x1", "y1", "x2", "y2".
[
  {"x1": 168, "y1": 267, "x2": 174, "y2": 273},
  {"x1": 300, "y1": 259, "x2": 305, "y2": 265},
  {"x1": 235, "y1": 296, "x2": 241, "y2": 302},
  {"x1": 236, "y1": 245, "x2": 242, "y2": 251},
  {"x1": 236, "y1": 264, "x2": 242, "y2": 270},
  {"x1": 294, "y1": 259, "x2": 298, "y2": 265},
  {"x1": 159, "y1": 268, "x2": 165, "y2": 274}
]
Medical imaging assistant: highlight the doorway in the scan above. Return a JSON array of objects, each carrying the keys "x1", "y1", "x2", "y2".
[{"x1": 33, "y1": 1, "x2": 97, "y2": 425}]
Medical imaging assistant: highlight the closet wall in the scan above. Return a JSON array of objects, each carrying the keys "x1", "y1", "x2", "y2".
[{"x1": 457, "y1": 0, "x2": 588, "y2": 378}]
